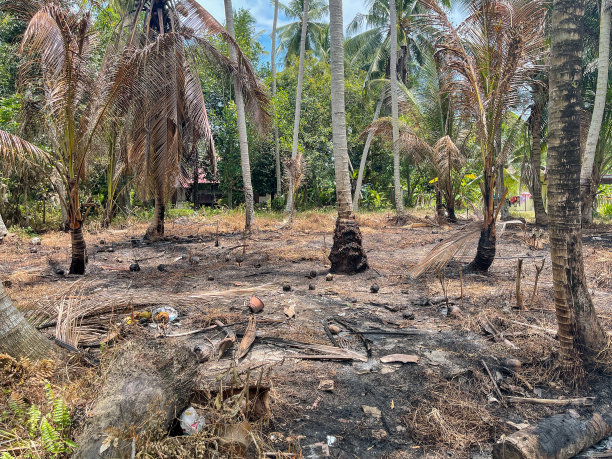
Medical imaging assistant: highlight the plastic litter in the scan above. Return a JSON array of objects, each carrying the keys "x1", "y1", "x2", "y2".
[
  {"x1": 179, "y1": 406, "x2": 204, "y2": 435},
  {"x1": 152, "y1": 306, "x2": 178, "y2": 322}
]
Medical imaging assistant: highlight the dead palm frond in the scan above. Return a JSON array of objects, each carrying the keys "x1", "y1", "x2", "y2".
[
  {"x1": 434, "y1": 135, "x2": 465, "y2": 209},
  {"x1": 363, "y1": 116, "x2": 433, "y2": 163},
  {"x1": 409, "y1": 221, "x2": 482, "y2": 278},
  {"x1": 117, "y1": 0, "x2": 268, "y2": 216}
]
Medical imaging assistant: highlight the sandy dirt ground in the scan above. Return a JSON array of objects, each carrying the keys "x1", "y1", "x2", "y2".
[{"x1": 2, "y1": 211, "x2": 612, "y2": 458}]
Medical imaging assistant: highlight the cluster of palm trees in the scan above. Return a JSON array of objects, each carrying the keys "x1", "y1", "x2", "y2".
[
  {"x1": 1, "y1": 0, "x2": 610, "y2": 371},
  {"x1": 0, "y1": 0, "x2": 265, "y2": 273}
]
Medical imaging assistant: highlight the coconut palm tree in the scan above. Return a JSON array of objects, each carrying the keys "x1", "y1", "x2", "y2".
[
  {"x1": 353, "y1": 87, "x2": 384, "y2": 211},
  {"x1": 527, "y1": 81, "x2": 548, "y2": 226},
  {"x1": 271, "y1": 0, "x2": 281, "y2": 196},
  {"x1": 421, "y1": 0, "x2": 547, "y2": 272},
  {"x1": 328, "y1": 0, "x2": 368, "y2": 274},
  {"x1": 389, "y1": 0, "x2": 404, "y2": 214},
  {"x1": 0, "y1": 2, "x2": 138, "y2": 274},
  {"x1": 224, "y1": 0, "x2": 255, "y2": 231},
  {"x1": 548, "y1": 0, "x2": 607, "y2": 369},
  {"x1": 365, "y1": 116, "x2": 465, "y2": 221},
  {"x1": 122, "y1": 0, "x2": 266, "y2": 239},
  {"x1": 284, "y1": 0, "x2": 309, "y2": 220},
  {"x1": 277, "y1": 0, "x2": 328, "y2": 65},
  {"x1": 0, "y1": 286, "x2": 53, "y2": 360},
  {"x1": 580, "y1": 0, "x2": 611, "y2": 224},
  {"x1": 346, "y1": 0, "x2": 432, "y2": 87}
]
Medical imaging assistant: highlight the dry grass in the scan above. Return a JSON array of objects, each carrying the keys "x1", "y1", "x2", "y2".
[{"x1": 404, "y1": 374, "x2": 506, "y2": 453}]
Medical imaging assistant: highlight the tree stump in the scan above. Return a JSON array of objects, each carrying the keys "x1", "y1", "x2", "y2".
[
  {"x1": 328, "y1": 217, "x2": 368, "y2": 274},
  {"x1": 73, "y1": 340, "x2": 197, "y2": 458},
  {"x1": 493, "y1": 412, "x2": 612, "y2": 459}
]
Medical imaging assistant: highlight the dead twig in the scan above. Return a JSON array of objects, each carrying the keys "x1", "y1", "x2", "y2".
[
  {"x1": 506, "y1": 396, "x2": 594, "y2": 406},
  {"x1": 482, "y1": 359, "x2": 505, "y2": 404},
  {"x1": 515, "y1": 258, "x2": 524, "y2": 310},
  {"x1": 529, "y1": 259, "x2": 545, "y2": 308}
]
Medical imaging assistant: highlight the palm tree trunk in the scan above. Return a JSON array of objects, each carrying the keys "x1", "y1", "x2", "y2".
[
  {"x1": 224, "y1": 0, "x2": 255, "y2": 231},
  {"x1": 145, "y1": 194, "x2": 165, "y2": 240},
  {"x1": 67, "y1": 178, "x2": 87, "y2": 275},
  {"x1": 496, "y1": 165, "x2": 511, "y2": 220},
  {"x1": 328, "y1": 0, "x2": 368, "y2": 274},
  {"x1": 285, "y1": 0, "x2": 310, "y2": 219},
  {"x1": 530, "y1": 98, "x2": 548, "y2": 226},
  {"x1": 580, "y1": 0, "x2": 610, "y2": 224},
  {"x1": 389, "y1": 0, "x2": 404, "y2": 215},
  {"x1": 0, "y1": 211, "x2": 7, "y2": 240},
  {"x1": 435, "y1": 186, "x2": 446, "y2": 222},
  {"x1": 353, "y1": 90, "x2": 384, "y2": 211},
  {"x1": 0, "y1": 287, "x2": 53, "y2": 360},
  {"x1": 548, "y1": 0, "x2": 607, "y2": 368},
  {"x1": 468, "y1": 166, "x2": 496, "y2": 272},
  {"x1": 271, "y1": 0, "x2": 282, "y2": 197}
]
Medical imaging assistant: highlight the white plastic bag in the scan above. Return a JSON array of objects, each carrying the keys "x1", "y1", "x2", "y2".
[{"x1": 179, "y1": 406, "x2": 204, "y2": 435}]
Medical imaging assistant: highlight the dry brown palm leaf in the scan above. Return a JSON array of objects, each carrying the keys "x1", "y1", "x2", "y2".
[
  {"x1": 0, "y1": 129, "x2": 51, "y2": 167},
  {"x1": 364, "y1": 117, "x2": 433, "y2": 163},
  {"x1": 237, "y1": 317, "x2": 256, "y2": 359},
  {"x1": 409, "y1": 221, "x2": 482, "y2": 278}
]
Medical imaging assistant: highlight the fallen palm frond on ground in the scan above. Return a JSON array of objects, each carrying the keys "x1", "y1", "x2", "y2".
[
  {"x1": 409, "y1": 219, "x2": 528, "y2": 277},
  {"x1": 409, "y1": 222, "x2": 482, "y2": 277}
]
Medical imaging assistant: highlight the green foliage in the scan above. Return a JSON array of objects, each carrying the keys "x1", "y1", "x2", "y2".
[
  {"x1": 1, "y1": 383, "x2": 75, "y2": 458},
  {"x1": 600, "y1": 202, "x2": 612, "y2": 217}
]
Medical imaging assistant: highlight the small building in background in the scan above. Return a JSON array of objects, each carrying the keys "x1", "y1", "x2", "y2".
[{"x1": 176, "y1": 171, "x2": 221, "y2": 207}]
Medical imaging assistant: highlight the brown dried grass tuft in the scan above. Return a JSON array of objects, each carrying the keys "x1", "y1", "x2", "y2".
[{"x1": 404, "y1": 375, "x2": 506, "y2": 452}]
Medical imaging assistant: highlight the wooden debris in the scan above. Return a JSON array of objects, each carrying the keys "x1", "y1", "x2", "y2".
[
  {"x1": 362, "y1": 405, "x2": 381, "y2": 419},
  {"x1": 482, "y1": 359, "x2": 504, "y2": 403},
  {"x1": 284, "y1": 304, "x2": 295, "y2": 318},
  {"x1": 380, "y1": 354, "x2": 419, "y2": 364},
  {"x1": 318, "y1": 380, "x2": 334, "y2": 391},
  {"x1": 529, "y1": 259, "x2": 545, "y2": 308},
  {"x1": 237, "y1": 317, "x2": 256, "y2": 359},
  {"x1": 73, "y1": 341, "x2": 197, "y2": 459},
  {"x1": 493, "y1": 412, "x2": 611, "y2": 459},
  {"x1": 506, "y1": 396, "x2": 594, "y2": 406},
  {"x1": 480, "y1": 317, "x2": 517, "y2": 349},
  {"x1": 515, "y1": 258, "x2": 524, "y2": 309},
  {"x1": 215, "y1": 320, "x2": 236, "y2": 359}
]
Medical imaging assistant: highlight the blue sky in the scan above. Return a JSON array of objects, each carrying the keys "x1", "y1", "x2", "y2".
[
  {"x1": 200, "y1": 0, "x2": 466, "y2": 66},
  {"x1": 201, "y1": 0, "x2": 372, "y2": 61}
]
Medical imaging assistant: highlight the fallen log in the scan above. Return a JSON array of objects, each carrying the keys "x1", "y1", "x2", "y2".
[
  {"x1": 73, "y1": 340, "x2": 197, "y2": 459},
  {"x1": 493, "y1": 412, "x2": 612, "y2": 459},
  {"x1": 506, "y1": 396, "x2": 594, "y2": 406}
]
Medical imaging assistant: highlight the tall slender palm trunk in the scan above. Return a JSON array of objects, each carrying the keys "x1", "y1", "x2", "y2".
[
  {"x1": 271, "y1": 0, "x2": 281, "y2": 197},
  {"x1": 0, "y1": 286, "x2": 53, "y2": 360},
  {"x1": 581, "y1": 0, "x2": 611, "y2": 224},
  {"x1": 67, "y1": 178, "x2": 87, "y2": 275},
  {"x1": 0, "y1": 212, "x2": 7, "y2": 240},
  {"x1": 389, "y1": 0, "x2": 404, "y2": 214},
  {"x1": 224, "y1": 0, "x2": 255, "y2": 231},
  {"x1": 353, "y1": 91, "x2": 384, "y2": 212},
  {"x1": 529, "y1": 96, "x2": 548, "y2": 226},
  {"x1": 285, "y1": 0, "x2": 310, "y2": 220},
  {"x1": 328, "y1": 0, "x2": 367, "y2": 274},
  {"x1": 548, "y1": 0, "x2": 607, "y2": 370}
]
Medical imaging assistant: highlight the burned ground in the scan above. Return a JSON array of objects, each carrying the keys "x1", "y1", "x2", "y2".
[{"x1": 2, "y1": 211, "x2": 612, "y2": 458}]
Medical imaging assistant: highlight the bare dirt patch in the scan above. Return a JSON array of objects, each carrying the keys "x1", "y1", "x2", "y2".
[{"x1": 2, "y1": 211, "x2": 612, "y2": 457}]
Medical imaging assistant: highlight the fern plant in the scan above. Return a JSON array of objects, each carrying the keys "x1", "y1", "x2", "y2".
[{"x1": 1, "y1": 383, "x2": 76, "y2": 458}]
